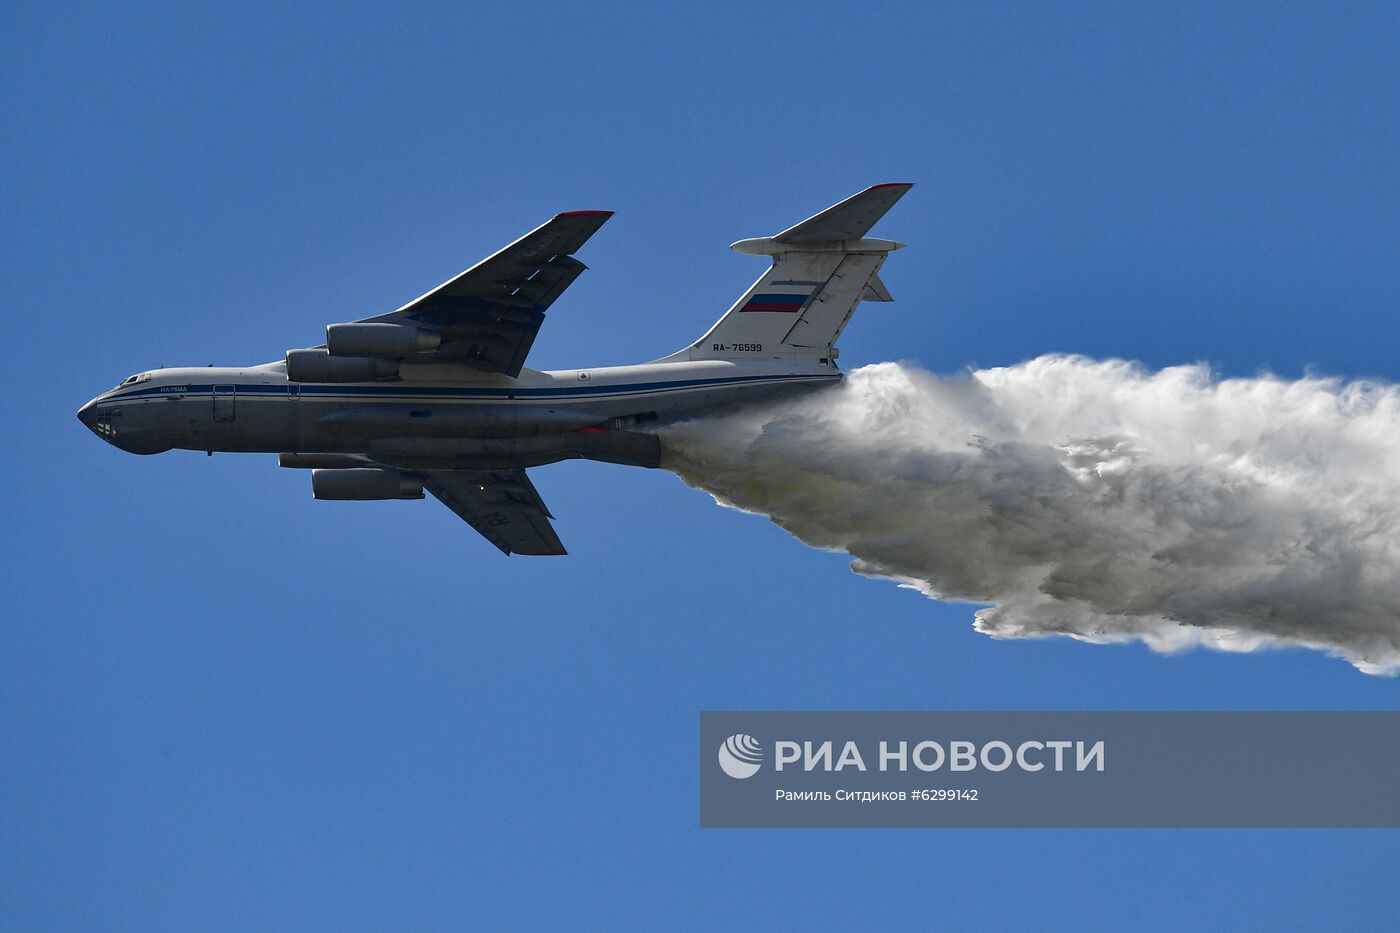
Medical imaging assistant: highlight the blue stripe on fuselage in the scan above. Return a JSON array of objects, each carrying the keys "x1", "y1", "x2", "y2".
[{"x1": 101, "y1": 372, "x2": 836, "y2": 404}]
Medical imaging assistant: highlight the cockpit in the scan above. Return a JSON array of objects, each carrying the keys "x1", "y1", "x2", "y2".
[
  {"x1": 112, "y1": 372, "x2": 153, "y2": 391},
  {"x1": 78, "y1": 369, "x2": 174, "y2": 454}
]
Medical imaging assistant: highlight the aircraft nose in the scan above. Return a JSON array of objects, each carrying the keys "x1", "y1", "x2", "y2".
[{"x1": 76, "y1": 398, "x2": 172, "y2": 454}]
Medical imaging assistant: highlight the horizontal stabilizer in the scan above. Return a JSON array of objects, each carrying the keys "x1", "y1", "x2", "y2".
[{"x1": 772, "y1": 183, "x2": 913, "y2": 244}]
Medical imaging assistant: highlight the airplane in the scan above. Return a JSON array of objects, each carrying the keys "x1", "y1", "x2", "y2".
[{"x1": 77, "y1": 183, "x2": 912, "y2": 555}]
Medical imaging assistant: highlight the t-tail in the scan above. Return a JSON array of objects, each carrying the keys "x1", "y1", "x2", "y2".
[{"x1": 658, "y1": 183, "x2": 912, "y2": 366}]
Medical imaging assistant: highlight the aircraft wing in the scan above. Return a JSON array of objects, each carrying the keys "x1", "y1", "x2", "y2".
[
  {"x1": 421, "y1": 469, "x2": 566, "y2": 556},
  {"x1": 362, "y1": 210, "x2": 613, "y2": 377}
]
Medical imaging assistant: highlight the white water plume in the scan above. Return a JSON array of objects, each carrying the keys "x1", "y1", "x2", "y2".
[{"x1": 660, "y1": 356, "x2": 1400, "y2": 674}]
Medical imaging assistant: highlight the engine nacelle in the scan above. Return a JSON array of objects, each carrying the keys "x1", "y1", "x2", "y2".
[
  {"x1": 286, "y1": 348, "x2": 399, "y2": 383},
  {"x1": 327, "y1": 322, "x2": 440, "y2": 357},
  {"x1": 311, "y1": 468, "x2": 423, "y2": 500}
]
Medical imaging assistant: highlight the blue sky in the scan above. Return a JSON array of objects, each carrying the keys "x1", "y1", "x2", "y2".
[{"x1": 4, "y1": 1, "x2": 1398, "y2": 929}]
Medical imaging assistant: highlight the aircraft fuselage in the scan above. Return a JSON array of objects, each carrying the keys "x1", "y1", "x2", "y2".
[{"x1": 77, "y1": 358, "x2": 840, "y2": 469}]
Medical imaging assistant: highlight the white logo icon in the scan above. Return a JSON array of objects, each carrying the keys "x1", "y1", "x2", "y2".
[{"x1": 718, "y1": 733, "x2": 763, "y2": 779}]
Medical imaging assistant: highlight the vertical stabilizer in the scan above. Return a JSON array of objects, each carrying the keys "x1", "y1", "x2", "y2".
[{"x1": 661, "y1": 184, "x2": 912, "y2": 364}]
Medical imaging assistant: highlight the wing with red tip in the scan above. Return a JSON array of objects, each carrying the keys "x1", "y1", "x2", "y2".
[{"x1": 422, "y1": 469, "x2": 566, "y2": 556}]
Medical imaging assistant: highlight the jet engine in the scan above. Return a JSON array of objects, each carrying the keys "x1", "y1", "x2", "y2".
[
  {"x1": 286, "y1": 348, "x2": 399, "y2": 382},
  {"x1": 326, "y1": 323, "x2": 440, "y2": 357},
  {"x1": 310, "y1": 468, "x2": 424, "y2": 500}
]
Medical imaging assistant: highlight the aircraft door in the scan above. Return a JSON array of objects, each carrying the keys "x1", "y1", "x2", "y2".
[{"x1": 213, "y1": 385, "x2": 236, "y2": 422}]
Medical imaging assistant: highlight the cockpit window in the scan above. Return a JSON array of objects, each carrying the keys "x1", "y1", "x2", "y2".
[
  {"x1": 113, "y1": 372, "x2": 153, "y2": 390},
  {"x1": 89, "y1": 406, "x2": 122, "y2": 437}
]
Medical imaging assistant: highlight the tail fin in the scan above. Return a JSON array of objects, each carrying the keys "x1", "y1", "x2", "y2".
[{"x1": 662, "y1": 183, "x2": 912, "y2": 365}]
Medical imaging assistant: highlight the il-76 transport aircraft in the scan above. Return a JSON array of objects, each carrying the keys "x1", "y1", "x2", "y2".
[{"x1": 78, "y1": 184, "x2": 912, "y2": 554}]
